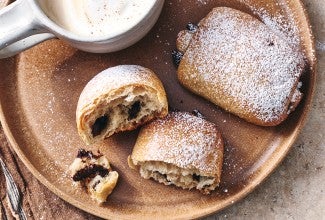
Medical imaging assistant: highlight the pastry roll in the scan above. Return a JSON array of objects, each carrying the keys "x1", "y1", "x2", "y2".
[
  {"x1": 176, "y1": 7, "x2": 305, "y2": 126},
  {"x1": 69, "y1": 149, "x2": 118, "y2": 203},
  {"x1": 128, "y1": 111, "x2": 224, "y2": 194},
  {"x1": 76, "y1": 65, "x2": 168, "y2": 145}
]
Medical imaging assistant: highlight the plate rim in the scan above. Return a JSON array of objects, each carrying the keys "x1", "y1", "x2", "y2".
[{"x1": 0, "y1": 0, "x2": 316, "y2": 219}]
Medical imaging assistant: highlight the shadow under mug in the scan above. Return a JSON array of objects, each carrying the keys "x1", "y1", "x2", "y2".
[{"x1": 0, "y1": 0, "x2": 165, "y2": 59}]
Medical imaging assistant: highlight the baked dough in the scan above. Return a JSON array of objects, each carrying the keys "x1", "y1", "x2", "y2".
[
  {"x1": 176, "y1": 7, "x2": 305, "y2": 126},
  {"x1": 76, "y1": 65, "x2": 168, "y2": 145},
  {"x1": 69, "y1": 149, "x2": 118, "y2": 204},
  {"x1": 128, "y1": 111, "x2": 224, "y2": 194}
]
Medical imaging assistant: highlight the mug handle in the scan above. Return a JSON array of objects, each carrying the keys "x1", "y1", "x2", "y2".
[{"x1": 0, "y1": 0, "x2": 55, "y2": 58}]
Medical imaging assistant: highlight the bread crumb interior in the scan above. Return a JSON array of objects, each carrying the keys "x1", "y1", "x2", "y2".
[
  {"x1": 138, "y1": 161, "x2": 218, "y2": 194},
  {"x1": 89, "y1": 87, "x2": 162, "y2": 140}
]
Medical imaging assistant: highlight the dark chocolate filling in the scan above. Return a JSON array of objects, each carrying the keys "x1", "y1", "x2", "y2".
[
  {"x1": 72, "y1": 164, "x2": 109, "y2": 182},
  {"x1": 92, "y1": 180, "x2": 101, "y2": 189},
  {"x1": 154, "y1": 171, "x2": 171, "y2": 183},
  {"x1": 192, "y1": 173, "x2": 201, "y2": 182},
  {"x1": 186, "y1": 22, "x2": 198, "y2": 33},
  {"x1": 192, "y1": 109, "x2": 205, "y2": 119},
  {"x1": 77, "y1": 149, "x2": 102, "y2": 160},
  {"x1": 153, "y1": 171, "x2": 212, "y2": 188},
  {"x1": 77, "y1": 149, "x2": 94, "y2": 159},
  {"x1": 92, "y1": 115, "x2": 109, "y2": 137},
  {"x1": 172, "y1": 50, "x2": 183, "y2": 67},
  {"x1": 128, "y1": 101, "x2": 141, "y2": 120}
]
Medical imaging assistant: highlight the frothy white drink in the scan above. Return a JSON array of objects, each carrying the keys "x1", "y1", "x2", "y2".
[{"x1": 39, "y1": 0, "x2": 156, "y2": 38}]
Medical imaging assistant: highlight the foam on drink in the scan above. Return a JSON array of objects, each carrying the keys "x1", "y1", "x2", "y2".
[{"x1": 39, "y1": 0, "x2": 156, "y2": 38}]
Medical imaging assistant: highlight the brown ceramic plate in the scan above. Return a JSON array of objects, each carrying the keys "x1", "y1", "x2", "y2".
[{"x1": 0, "y1": 0, "x2": 315, "y2": 219}]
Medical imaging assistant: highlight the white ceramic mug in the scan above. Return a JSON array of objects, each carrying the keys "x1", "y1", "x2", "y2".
[{"x1": 0, "y1": 0, "x2": 165, "y2": 58}]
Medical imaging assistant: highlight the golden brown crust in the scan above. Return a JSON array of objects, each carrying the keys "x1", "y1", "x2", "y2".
[
  {"x1": 176, "y1": 7, "x2": 305, "y2": 126},
  {"x1": 76, "y1": 65, "x2": 168, "y2": 144},
  {"x1": 176, "y1": 30, "x2": 193, "y2": 53},
  {"x1": 130, "y1": 111, "x2": 224, "y2": 179}
]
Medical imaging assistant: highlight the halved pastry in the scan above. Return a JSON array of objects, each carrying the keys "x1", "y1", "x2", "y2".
[
  {"x1": 76, "y1": 65, "x2": 168, "y2": 145},
  {"x1": 175, "y1": 7, "x2": 306, "y2": 126},
  {"x1": 128, "y1": 111, "x2": 224, "y2": 194},
  {"x1": 69, "y1": 149, "x2": 118, "y2": 204}
]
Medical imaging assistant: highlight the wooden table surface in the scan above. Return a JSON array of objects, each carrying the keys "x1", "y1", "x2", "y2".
[{"x1": 0, "y1": 0, "x2": 324, "y2": 219}]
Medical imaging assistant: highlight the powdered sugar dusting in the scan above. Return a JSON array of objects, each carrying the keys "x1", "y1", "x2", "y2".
[
  {"x1": 85, "y1": 65, "x2": 152, "y2": 90},
  {"x1": 250, "y1": 5, "x2": 302, "y2": 51},
  {"x1": 138, "y1": 112, "x2": 223, "y2": 175},
  {"x1": 77, "y1": 65, "x2": 159, "y2": 114},
  {"x1": 180, "y1": 7, "x2": 304, "y2": 124}
]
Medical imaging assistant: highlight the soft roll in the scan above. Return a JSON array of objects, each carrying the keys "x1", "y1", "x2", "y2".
[
  {"x1": 128, "y1": 111, "x2": 224, "y2": 194},
  {"x1": 176, "y1": 7, "x2": 305, "y2": 126},
  {"x1": 76, "y1": 65, "x2": 168, "y2": 145}
]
